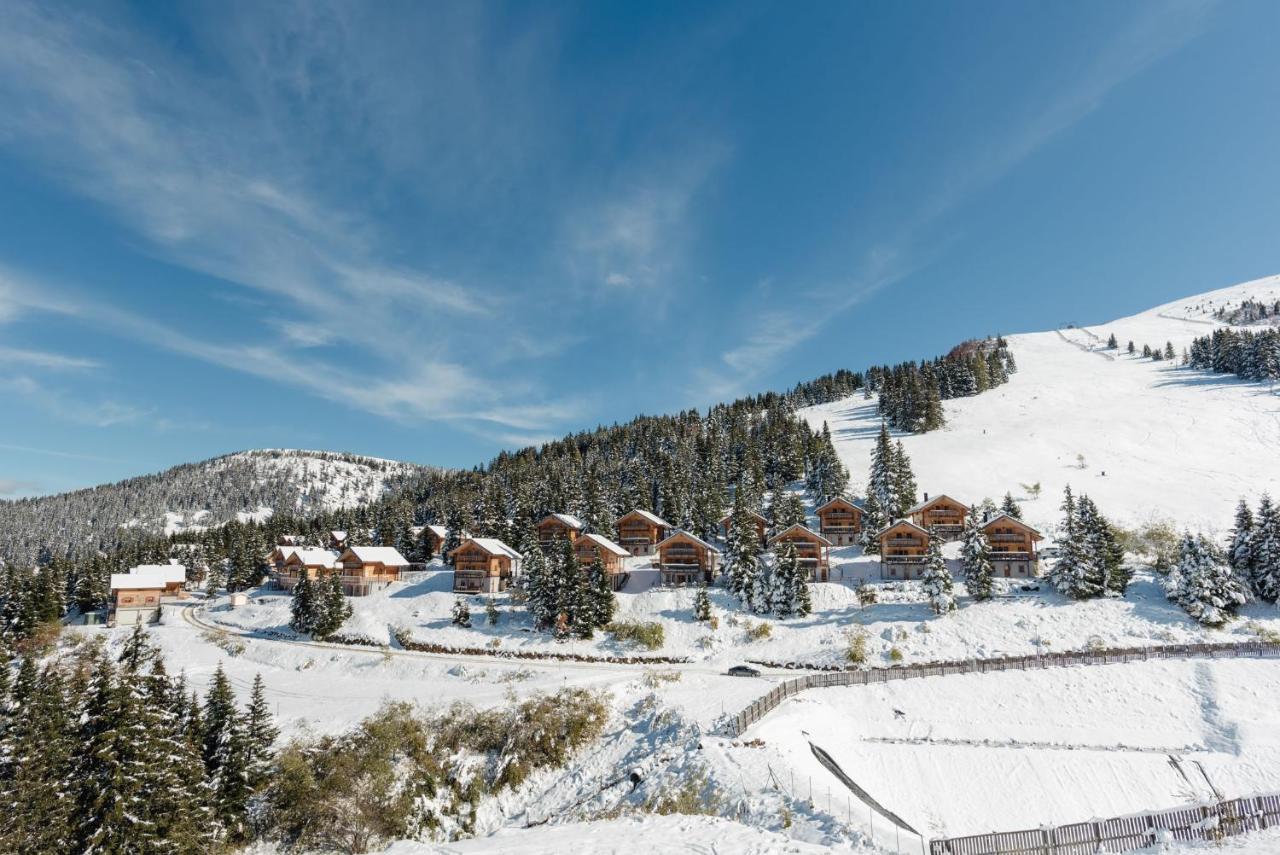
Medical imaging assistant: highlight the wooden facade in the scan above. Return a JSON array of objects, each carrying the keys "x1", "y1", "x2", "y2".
[
  {"x1": 908, "y1": 494, "x2": 968, "y2": 539},
  {"x1": 537, "y1": 513, "x2": 585, "y2": 548},
  {"x1": 719, "y1": 510, "x2": 768, "y2": 546},
  {"x1": 451, "y1": 538, "x2": 522, "y2": 594},
  {"x1": 424, "y1": 524, "x2": 449, "y2": 558},
  {"x1": 109, "y1": 565, "x2": 188, "y2": 626},
  {"x1": 573, "y1": 533, "x2": 631, "y2": 590},
  {"x1": 275, "y1": 548, "x2": 341, "y2": 591},
  {"x1": 615, "y1": 509, "x2": 671, "y2": 556},
  {"x1": 656, "y1": 530, "x2": 720, "y2": 586},
  {"x1": 981, "y1": 514, "x2": 1043, "y2": 578},
  {"x1": 878, "y1": 520, "x2": 932, "y2": 580},
  {"x1": 328, "y1": 530, "x2": 349, "y2": 550},
  {"x1": 337, "y1": 546, "x2": 410, "y2": 595},
  {"x1": 768, "y1": 524, "x2": 834, "y2": 581},
  {"x1": 814, "y1": 497, "x2": 863, "y2": 546}
]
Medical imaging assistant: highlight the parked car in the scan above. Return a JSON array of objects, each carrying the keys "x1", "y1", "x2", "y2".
[{"x1": 727, "y1": 665, "x2": 761, "y2": 677}]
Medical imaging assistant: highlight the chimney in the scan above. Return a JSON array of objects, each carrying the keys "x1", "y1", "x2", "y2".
[{"x1": 923, "y1": 492, "x2": 929, "y2": 502}]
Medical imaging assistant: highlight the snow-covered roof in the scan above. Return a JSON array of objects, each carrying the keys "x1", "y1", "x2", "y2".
[
  {"x1": 907, "y1": 494, "x2": 967, "y2": 514},
  {"x1": 539, "y1": 513, "x2": 585, "y2": 530},
  {"x1": 427, "y1": 524, "x2": 449, "y2": 539},
  {"x1": 457, "y1": 537, "x2": 523, "y2": 560},
  {"x1": 768, "y1": 524, "x2": 833, "y2": 547},
  {"x1": 657, "y1": 529, "x2": 722, "y2": 554},
  {"x1": 815, "y1": 496, "x2": 860, "y2": 513},
  {"x1": 342, "y1": 546, "x2": 410, "y2": 567},
  {"x1": 874, "y1": 519, "x2": 931, "y2": 539},
  {"x1": 618, "y1": 509, "x2": 672, "y2": 528},
  {"x1": 577, "y1": 532, "x2": 630, "y2": 557},
  {"x1": 286, "y1": 548, "x2": 341, "y2": 568},
  {"x1": 980, "y1": 513, "x2": 1043, "y2": 537},
  {"x1": 329, "y1": 529, "x2": 348, "y2": 541},
  {"x1": 718, "y1": 509, "x2": 768, "y2": 525},
  {"x1": 110, "y1": 564, "x2": 186, "y2": 590},
  {"x1": 270, "y1": 545, "x2": 300, "y2": 559}
]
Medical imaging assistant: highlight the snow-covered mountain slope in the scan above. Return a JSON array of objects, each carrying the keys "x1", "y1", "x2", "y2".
[
  {"x1": 0, "y1": 449, "x2": 430, "y2": 563},
  {"x1": 803, "y1": 274, "x2": 1280, "y2": 534}
]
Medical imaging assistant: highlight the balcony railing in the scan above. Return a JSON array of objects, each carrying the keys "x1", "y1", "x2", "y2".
[
  {"x1": 882, "y1": 555, "x2": 925, "y2": 562},
  {"x1": 989, "y1": 533, "x2": 1027, "y2": 542}
]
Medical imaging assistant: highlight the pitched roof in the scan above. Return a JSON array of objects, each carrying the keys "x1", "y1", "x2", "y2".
[
  {"x1": 768, "y1": 524, "x2": 834, "y2": 547},
  {"x1": 874, "y1": 518, "x2": 931, "y2": 539},
  {"x1": 718, "y1": 509, "x2": 768, "y2": 525},
  {"x1": 657, "y1": 529, "x2": 722, "y2": 554},
  {"x1": 286, "y1": 548, "x2": 341, "y2": 568},
  {"x1": 427, "y1": 524, "x2": 449, "y2": 539},
  {"x1": 980, "y1": 513, "x2": 1043, "y2": 538},
  {"x1": 577, "y1": 532, "x2": 630, "y2": 557},
  {"x1": 342, "y1": 546, "x2": 410, "y2": 567},
  {"x1": 110, "y1": 564, "x2": 186, "y2": 591},
  {"x1": 539, "y1": 513, "x2": 585, "y2": 530},
  {"x1": 617, "y1": 509, "x2": 671, "y2": 528},
  {"x1": 907, "y1": 494, "x2": 967, "y2": 514},
  {"x1": 456, "y1": 537, "x2": 523, "y2": 560},
  {"x1": 815, "y1": 496, "x2": 861, "y2": 514}
]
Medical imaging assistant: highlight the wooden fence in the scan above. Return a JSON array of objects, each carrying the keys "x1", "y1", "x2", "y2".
[
  {"x1": 721, "y1": 640, "x2": 1280, "y2": 738},
  {"x1": 930, "y1": 791, "x2": 1280, "y2": 854}
]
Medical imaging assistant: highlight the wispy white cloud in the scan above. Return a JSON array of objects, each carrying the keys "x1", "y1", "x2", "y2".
[
  {"x1": 0, "y1": 375, "x2": 151, "y2": 427},
  {"x1": 0, "y1": 442, "x2": 128, "y2": 464},
  {"x1": 0, "y1": 345, "x2": 98, "y2": 371},
  {"x1": 0, "y1": 478, "x2": 38, "y2": 496}
]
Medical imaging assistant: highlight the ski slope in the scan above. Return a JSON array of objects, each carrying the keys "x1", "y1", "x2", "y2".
[{"x1": 803, "y1": 274, "x2": 1280, "y2": 535}]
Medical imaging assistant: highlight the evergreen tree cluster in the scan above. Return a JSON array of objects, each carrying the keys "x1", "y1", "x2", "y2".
[
  {"x1": 1164, "y1": 532, "x2": 1248, "y2": 626},
  {"x1": 921, "y1": 528, "x2": 956, "y2": 614},
  {"x1": 1047, "y1": 487, "x2": 1129, "y2": 599},
  {"x1": 523, "y1": 539, "x2": 616, "y2": 638},
  {"x1": 1225, "y1": 496, "x2": 1280, "y2": 604},
  {"x1": 288, "y1": 572, "x2": 353, "y2": 639},
  {"x1": 960, "y1": 512, "x2": 994, "y2": 601},
  {"x1": 1187, "y1": 327, "x2": 1280, "y2": 383},
  {"x1": 0, "y1": 627, "x2": 275, "y2": 852},
  {"x1": 870, "y1": 337, "x2": 1016, "y2": 433},
  {"x1": 1212, "y1": 298, "x2": 1280, "y2": 325}
]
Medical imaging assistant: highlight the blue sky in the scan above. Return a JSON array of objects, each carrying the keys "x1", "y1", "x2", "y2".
[{"x1": 2, "y1": 0, "x2": 1279, "y2": 496}]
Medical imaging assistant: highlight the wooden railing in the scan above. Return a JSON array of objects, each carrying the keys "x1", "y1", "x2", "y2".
[
  {"x1": 721, "y1": 640, "x2": 1280, "y2": 739},
  {"x1": 930, "y1": 791, "x2": 1280, "y2": 854}
]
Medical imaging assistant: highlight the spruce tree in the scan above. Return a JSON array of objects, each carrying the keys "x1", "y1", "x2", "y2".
[
  {"x1": 868, "y1": 423, "x2": 895, "y2": 515},
  {"x1": 1000, "y1": 492, "x2": 1022, "y2": 520},
  {"x1": 1227, "y1": 498, "x2": 1255, "y2": 589},
  {"x1": 1173, "y1": 533, "x2": 1248, "y2": 626},
  {"x1": 769, "y1": 492, "x2": 807, "y2": 533},
  {"x1": 203, "y1": 664, "x2": 252, "y2": 840},
  {"x1": 310, "y1": 573, "x2": 352, "y2": 639},
  {"x1": 584, "y1": 560, "x2": 616, "y2": 633},
  {"x1": 860, "y1": 489, "x2": 886, "y2": 555},
  {"x1": 2, "y1": 664, "x2": 76, "y2": 852},
  {"x1": 693, "y1": 586, "x2": 712, "y2": 622},
  {"x1": 451, "y1": 598, "x2": 472, "y2": 627},
  {"x1": 1251, "y1": 495, "x2": 1280, "y2": 603},
  {"x1": 288, "y1": 572, "x2": 316, "y2": 635},
  {"x1": 890, "y1": 440, "x2": 918, "y2": 519},
  {"x1": 725, "y1": 493, "x2": 765, "y2": 612},
  {"x1": 523, "y1": 548, "x2": 555, "y2": 629},
  {"x1": 921, "y1": 530, "x2": 956, "y2": 614},
  {"x1": 244, "y1": 673, "x2": 278, "y2": 792},
  {"x1": 769, "y1": 541, "x2": 803, "y2": 618},
  {"x1": 960, "y1": 513, "x2": 994, "y2": 601}
]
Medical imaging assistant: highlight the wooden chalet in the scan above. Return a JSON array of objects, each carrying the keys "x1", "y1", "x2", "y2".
[
  {"x1": 337, "y1": 546, "x2": 410, "y2": 595},
  {"x1": 877, "y1": 520, "x2": 932, "y2": 580},
  {"x1": 424, "y1": 524, "x2": 449, "y2": 558},
  {"x1": 908, "y1": 494, "x2": 968, "y2": 540},
  {"x1": 275, "y1": 548, "x2": 341, "y2": 591},
  {"x1": 656, "y1": 530, "x2": 720, "y2": 586},
  {"x1": 328, "y1": 530, "x2": 350, "y2": 550},
  {"x1": 451, "y1": 538, "x2": 522, "y2": 594},
  {"x1": 768, "y1": 524, "x2": 834, "y2": 582},
  {"x1": 719, "y1": 509, "x2": 769, "y2": 546},
  {"x1": 615, "y1": 509, "x2": 672, "y2": 556},
  {"x1": 109, "y1": 565, "x2": 188, "y2": 626},
  {"x1": 814, "y1": 497, "x2": 863, "y2": 546},
  {"x1": 573, "y1": 533, "x2": 631, "y2": 590},
  {"x1": 537, "y1": 513, "x2": 585, "y2": 548},
  {"x1": 981, "y1": 514, "x2": 1044, "y2": 578},
  {"x1": 268, "y1": 544, "x2": 301, "y2": 572}
]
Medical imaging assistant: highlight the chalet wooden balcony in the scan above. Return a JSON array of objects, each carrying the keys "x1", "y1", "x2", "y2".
[
  {"x1": 990, "y1": 550, "x2": 1034, "y2": 559},
  {"x1": 882, "y1": 554, "x2": 925, "y2": 562},
  {"x1": 989, "y1": 533, "x2": 1027, "y2": 543},
  {"x1": 885, "y1": 537, "x2": 924, "y2": 546}
]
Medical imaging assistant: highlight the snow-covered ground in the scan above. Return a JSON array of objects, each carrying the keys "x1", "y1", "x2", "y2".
[
  {"x1": 803, "y1": 274, "x2": 1280, "y2": 534},
  {"x1": 143, "y1": 275, "x2": 1280, "y2": 853}
]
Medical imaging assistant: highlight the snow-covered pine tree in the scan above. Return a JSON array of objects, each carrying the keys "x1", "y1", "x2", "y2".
[
  {"x1": 310, "y1": 573, "x2": 351, "y2": 639},
  {"x1": 1048, "y1": 487, "x2": 1093, "y2": 598},
  {"x1": 288, "y1": 572, "x2": 315, "y2": 635},
  {"x1": 1174, "y1": 533, "x2": 1248, "y2": 627},
  {"x1": 1, "y1": 662, "x2": 75, "y2": 852},
  {"x1": 891, "y1": 441, "x2": 918, "y2": 519},
  {"x1": 769, "y1": 492, "x2": 807, "y2": 534},
  {"x1": 202, "y1": 664, "x2": 252, "y2": 841},
  {"x1": 244, "y1": 673, "x2": 278, "y2": 792},
  {"x1": 960, "y1": 513, "x2": 994, "y2": 601},
  {"x1": 868, "y1": 423, "x2": 895, "y2": 515},
  {"x1": 1227, "y1": 498, "x2": 1255, "y2": 587},
  {"x1": 860, "y1": 489, "x2": 886, "y2": 555},
  {"x1": 522, "y1": 547, "x2": 556, "y2": 628},
  {"x1": 451, "y1": 597, "x2": 472, "y2": 627},
  {"x1": 556, "y1": 537, "x2": 589, "y2": 638},
  {"x1": 1107, "y1": 333, "x2": 1118, "y2": 349},
  {"x1": 725, "y1": 492, "x2": 764, "y2": 609},
  {"x1": 1078, "y1": 495, "x2": 1128, "y2": 595},
  {"x1": 582, "y1": 559, "x2": 616, "y2": 636},
  {"x1": 693, "y1": 586, "x2": 712, "y2": 622},
  {"x1": 769, "y1": 541, "x2": 801, "y2": 618},
  {"x1": 1251, "y1": 495, "x2": 1280, "y2": 602},
  {"x1": 921, "y1": 529, "x2": 956, "y2": 614},
  {"x1": 1000, "y1": 492, "x2": 1022, "y2": 520}
]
